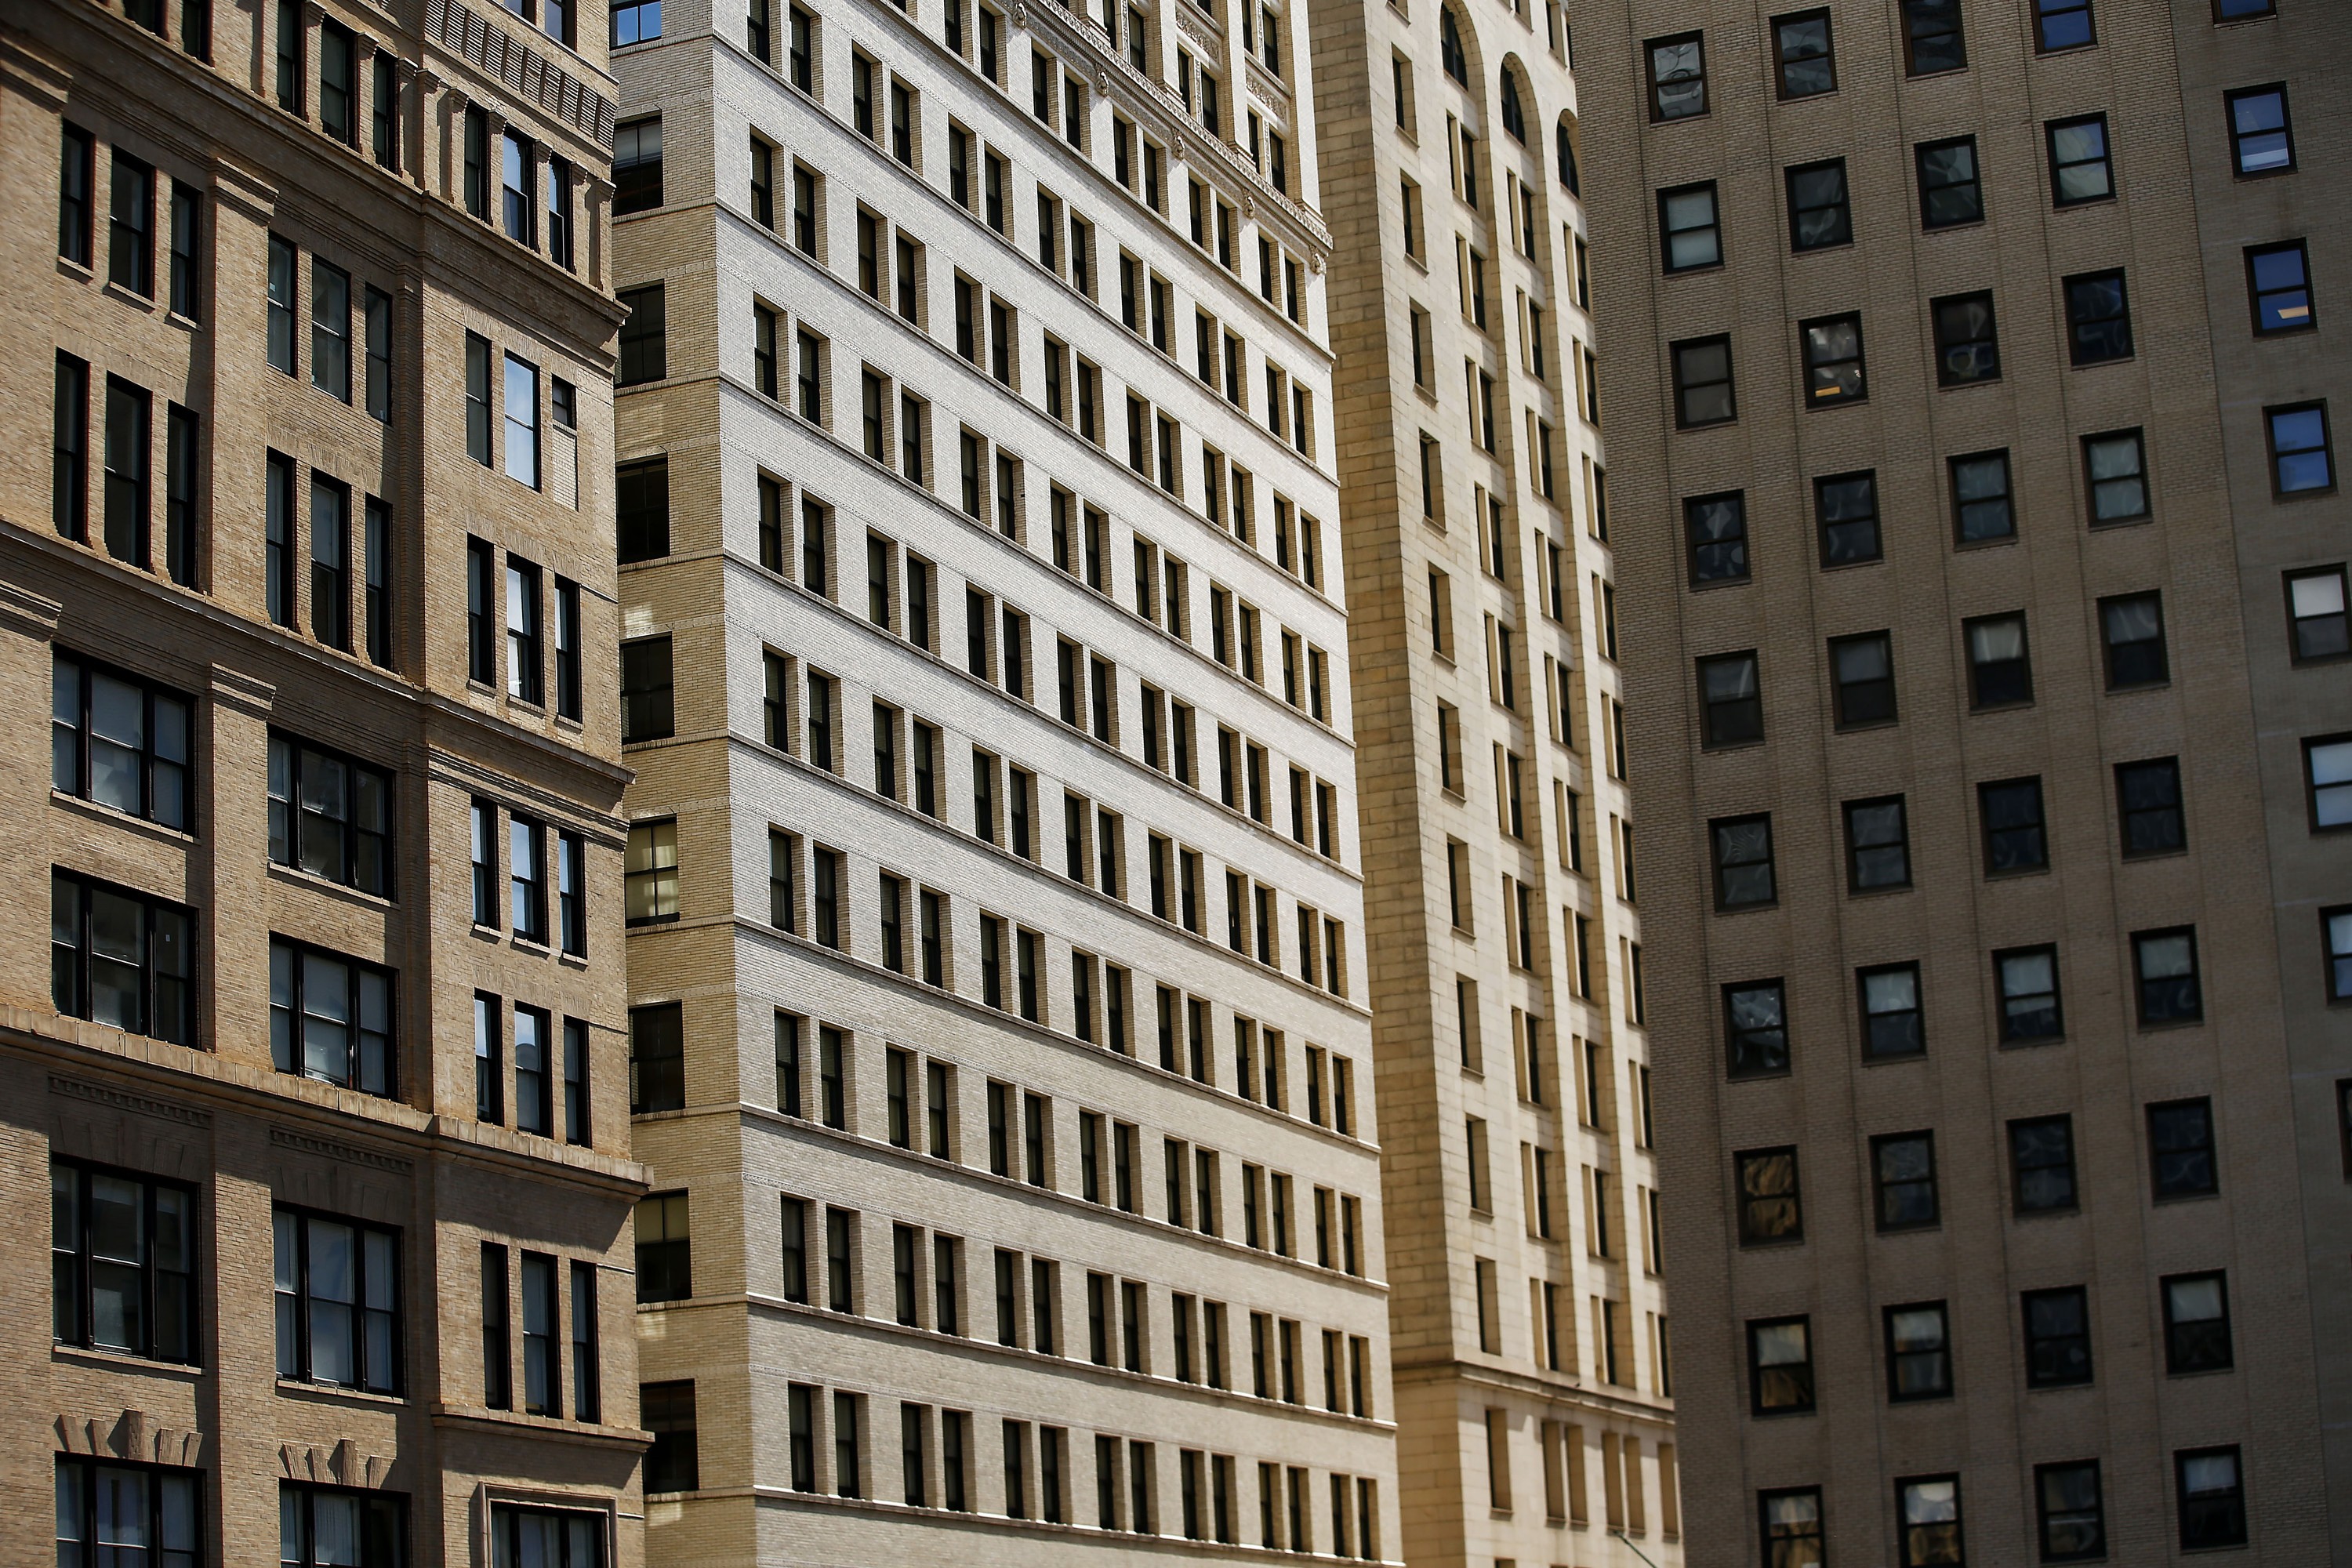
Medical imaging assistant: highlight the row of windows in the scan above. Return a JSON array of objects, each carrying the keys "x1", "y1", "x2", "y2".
[
  {"x1": 1759, "y1": 1444, "x2": 2249, "y2": 1568},
  {"x1": 51, "y1": 354, "x2": 201, "y2": 592}
]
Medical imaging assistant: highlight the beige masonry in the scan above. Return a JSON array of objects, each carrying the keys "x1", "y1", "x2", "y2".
[{"x1": 2, "y1": 0, "x2": 644, "y2": 1563}]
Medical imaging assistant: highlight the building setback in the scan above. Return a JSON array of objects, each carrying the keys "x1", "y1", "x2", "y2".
[
  {"x1": 1573, "y1": 0, "x2": 2347, "y2": 1563},
  {"x1": 608, "y1": 0, "x2": 1398, "y2": 1557},
  {"x1": 1, "y1": 0, "x2": 644, "y2": 1563},
  {"x1": 1308, "y1": 0, "x2": 1682, "y2": 1563}
]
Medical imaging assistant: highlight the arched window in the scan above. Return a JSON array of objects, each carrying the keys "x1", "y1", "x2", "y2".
[
  {"x1": 1556, "y1": 115, "x2": 1580, "y2": 195},
  {"x1": 1500, "y1": 69, "x2": 1526, "y2": 142},
  {"x1": 1440, "y1": 6, "x2": 1468, "y2": 84}
]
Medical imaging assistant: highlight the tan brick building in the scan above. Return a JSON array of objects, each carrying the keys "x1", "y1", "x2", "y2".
[
  {"x1": 1308, "y1": 0, "x2": 1682, "y2": 1563},
  {"x1": 1571, "y1": 0, "x2": 2350, "y2": 1562},
  {"x1": 607, "y1": 0, "x2": 1397, "y2": 1559},
  {"x1": 1, "y1": 0, "x2": 645, "y2": 1562}
]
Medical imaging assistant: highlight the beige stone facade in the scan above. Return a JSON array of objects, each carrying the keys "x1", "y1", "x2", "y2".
[
  {"x1": 1, "y1": 0, "x2": 644, "y2": 1563},
  {"x1": 609, "y1": 0, "x2": 1398, "y2": 1559},
  {"x1": 1572, "y1": 0, "x2": 2349, "y2": 1563},
  {"x1": 1308, "y1": 0, "x2": 1682, "y2": 1564}
]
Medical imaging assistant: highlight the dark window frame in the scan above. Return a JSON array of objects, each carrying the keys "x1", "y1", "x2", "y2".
[
  {"x1": 2045, "y1": 114, "x2": 2114, "y2": 205},
  {"x1": 50, "y1": 1154, "x2": 200, "y2": 1364},
  {"x1": 1871, "y1": 1130, "x2": 1939, "y2": 1232},
  {"x1": 2245, "y1": 238, "x2": 2315, "y2": 336},
  {"x1": 1915, "y1": 135, "x2": 1984, "y2": 229},
  {"x1": 1746, "y1": 1315, "x2": 1816, "y2": 1415},
  {"x1": 1798, "y1": 311, "x2": 1866, "y2": 407},
  {"x1": 1784, "y1": 158, "x2": 1852, "y2": 252},
  {"x1": 1771, "y1": 9, "x2": 1836, "y2": 100},
  {"x1": 1883, "y1": 1300, "x2": 1952, "y2": 1401},
  {"x1": 1671, "y1": 336, "x2": 1737, "y2": 429}
]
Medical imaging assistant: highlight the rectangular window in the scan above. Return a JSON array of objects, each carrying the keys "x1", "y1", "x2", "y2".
[
  {"x1": 1723, "y1": 980, "x2": 1788, "y2": 1078},
  {"x1": 1684, "y1": 492, "x2": 1748, "y2": 583},
  {"x1": 2247, "y1": 240, "x2": 2314, "y2": 336},
  {"x1": 1885, "y1": 1301, "x2": 1951, "y2": 1400},
  {"x1": 1871, "y1": 1131, "x2": 1937, "y2": 1229},
  {"x1": 2009, "y1": 1114, "x2": 2077, "y2": 1213},
  {"x1": 109, "y1": 150, "x2": 154, "y2": 296},
  {"x1": 1748, "y1": 1317, "x2": 1813, "y2": 1414},
  {"x1": 54, "y1": 351, "x2": 89, "y2": 540},
  {"x1": 1916, "y1": 136, "x2": 1983, "y2": 227},
  {"x1": 53, "y1": 651, "x2": 194, "y2": 832},
  {"x1": 51, "y1": 871, "x2": 193, "y2": 1044},
  {"x1": 268, "y1": 234, "x2": 298, "y2": 375},
  {"x1": 1897, "y1": 1476, "x2": 1964, "y2": 1568},
  {"x1": 1900, "y1": 0, "x2": 1965, "y2": 74},
  {"x1": 1646, "y1": 33, "x2": 1706, "y2": 120},
  {"x1": 60, "y1": 124, "x2": 96, "y2": 265},
  {"x1": 2046, "y1": 114, "x2": 2112, "y2": 205},
  {"x1": 50, "y1": 1157, "x2": 198, "y2": 1363},
  {"x1": 1998, "y1": 945, "x2": 2063, "y2": 1041},
  {"x1": 1978, "y1": 776, "x2": 2047, "y2": 874},
  {"x1": 1774, "y1": 9, "x2": 1835, "y2": 96},
  {"x1": 2064, "y1": 270, "x2": 2134, "y2": 364},
  {"x1": 2176, "y1": 1447, "x2": 2247, "y2": 1550},
  {"x1": 2268, "y1": 402, "x2": 2334, "y2": 495},
  {"x1": 2024, "y1": 1286, "x2": 2092, "y2": 1387},
  {"x1": 1671, "y1": 336, "x2": 1735, "y2": 426},
  {"x1": 1736, "y1": 1147, "x2": 1800, "y2": 1244},
  {"x1": 1860, "y1": 963, "x2": 1924, "y2": 1059},
  {"x1": 2100, "y1": 592, "x2": 2169, "y2": 688},
  {"x1": 56, "y1": 1458, "x2": 204, "y2": 1568},
  {"x1": 1965, "y1": 612, "x2": 2033, "y2": 707},
  {"x1": 2149, "y1": 1099, "x2": 2219, "y2": 1200},
  {"x1": 1711, "y1": 813, "x2": 1776, "y2": 908},
  {"x1": 1785, "y1": 159, "x2": 1850, "y2": 251},
  {"x1": 274, "y1": 1206, "x2": 400, "y2": 1392},
  {"x1": 1800, "y1": 313, "x2": 1866, "y2": 405},
  {"x1": 269, "y1": 938, "x2": 394, "y2": 1095},
  {"x1": 2228, "y1": 85, "x2": 2292, "y2": 176},
  {"x1": 617, "y1": 285, "x2": 666, "y2": 386}
]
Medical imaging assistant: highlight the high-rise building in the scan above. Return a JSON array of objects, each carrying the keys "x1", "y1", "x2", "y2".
[
  {"x1": 1574, "y1": 0, "x2": 2347, "y2": 1562},
  {"x1": 1312, "y1": 0, "x2": 1682, "y2": 1563},
  {"x1": 608, "y1": 0, "x2": 1396, "y2": 1558},
  {"x1": 3, "y1": 0, "x2": 643, "y2": 1563}
]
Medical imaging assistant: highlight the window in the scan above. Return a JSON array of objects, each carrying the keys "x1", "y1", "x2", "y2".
[
  {"x1": 2289, "y1": 568, "x2": 2350, "y2": 661},
  {"x1": 1658, "y1": 183, "x2": 1720, "y2": 272},
  {"x1": 110, "y1": 150, "x2": 154, "y2": 296},
  {"x1": 2142, "y1": 1098, "x2": 2221, "y2": 1206},
  {"x1": 644, "y1": 1381, "x2": 700, "y2": 1492},
  {"x1": 1978, "y1": 777, "x2": 2047, "y2": 874},
  {"x1": 2022, "y1": 1286, "x2": 2093, "y2": 1388},
  {"x1": 1723, "y1": 980, "x2": 1788, "y2": 1077},
  {"x1": 2063, "y1": 270, "x2": 2133, "y2": 364},
  {"x1": 491, "y1": 1504, "x2": 606, "y2": 1566},
  {"x1": 1885, "y1": 1302, "x2": 1951, "y2": 1400},
  {"x1": 503, "y1": 354, "x2": 540, "y2": 488},
  {"x1": 268, "y1": 234, "x2": 298, "y2": 374},
  {"x1": 2159, "y1": 1272, "x2": 2234, "y2": 1375},
  {"x1": 274, "y1": 1206, "x2": 400, "y2": 1391},
  {"x1": 617, "y1": 285, "x2": 666, "y2": 386},
  {"x1": 2227, "y1": 86, "x2": 2292, "y2": 176},
  {"x1": 1698, "y1": 652, "x2": 1762, "y2": 746},
  {"x1": 2268, "y1": 402, "x2": 2334, "y2": 493},
  {"x1": 54, "y1": 351, "x2": 89, "y2": 540},
  {"x1": 1684, "y1": 492, "x2": 1748, "y2": 583},
  {"x1": 1736, "y1": 1147, "x2": 1801, "y2": 1243},
  {"x1": 2009, "y1": 1116, "x2": 2077, "y2": 1214},
  {"x1": 1860, "y1": 964, "x2": 1925, "y2": 1059},
  {"x1": 1933, "y1": 293, "x2": 1999, "y2": 386},
  {"x1": 1711, "y1": 815, "x2": 1775, "y2": 909},
  {"x1": 51, "y1": 872, "x2": 192, "y2": 1045},
  {"x1": 1828, "y1": 632, "x2": 1896, "y2": 727},
  {"x1": 620, "y1": 637, "x2": 675, "y2": 743},
  {"x1": 1647, "y1": 33, "x2": 1705, "y2": 120},
  {"x1": 1897, "y1": 1477, "x2": 1963, "y2": 1568},
  {"x1": 613, "y1": 0, "x2": 660, "y2": 43},
  {"x1": 1871, "y1": 1131, "x2": 1937, "y2": 1229},
  {"x1": 2079, "y1": 429, "x2": 2149, "y2": 524},
  {"x1": 2213, "y1": 0, "x2": 2274, "y2": 15},
  {"x1": 635, "y1": 1191, "x2": 691, "y2": 1302},
  {"x1": 2034, "y1": 1462, "x2": 2103, "y2": 1563},
  {"x1": 1996, "y1": 946, "x2": 2063, "y2": 1042},
  {"x1": 1800, "y1": 314, "x2": 1865, "y2": 405},
  {"x1": 55, "y1": 1457, "x2": 202, "y2": 1568},
  {"x1": 1915, "y1": 136, "x2": 1982, "y2": 229},
  {"x1": 52, "y1": 652, "x2": 192, "y2": 831},
  {"x1": 1965, "y1": 613, "x2": 2032, "y2": 707},
  {"x1": 60, "y1": 124, "x2": 95, "y2": 266},
  {"x1": 2037, "y1": 0, "x2": 2093, "y2": 49},
  {"x1": 2046, "y1": 115, "x2": 2111, "y2": 205},
  {"x1": 1808, "y1": 470, "x2": 1881, "y2": 566},
  {"x1": 1900, "y1": 0, "x2": 1965, "y2": 74},
  {"x1": 1843, "y1": 796, "x2": 1911, "y2": 891},
  {"x1": 2310, "y1": 736, "x2": 2352, "y2": 831},
  {"x1": 50, "y1": 1158, "x2": 198, "y2": 1363},
  {"x1": 615, "y1": 456, "x2": 670, "y2": 565},
  {"x1": 1748, "y1": 1318, "x2": 1814, "y2": 1414},
  {"x1": 2246, "y1": 240, "x2": 2314, "y2": 335},
  {"x1": 2100, "y1": 593, "x2": 2168, "y2": 688},
  {"x1": 280, "y1": 1483, "x2": 404, "y2": 1567},
  {"x1": 625, "y1": 819, "x2": 679, "y2": 927},
  {"x1": 2176, "y1": 1448, "x2": 2247, "y2": 1549},
  {"x1": 1774, "y1": 10, "x2": 1835, "y2": 97},
  {"x1": 1760, "y1": 1490, "x2": 1824, "y2": 1567},
  {"x1": 270, "y1": 939, "x2": 394, "y2": 1095},
  {"x1": 2133, "y1": 927, "x2": 2202, "y2": 1025},
  {"x1": 1785, "y1": 160, "x2": 1849, "y2": 250},
  {"x1": 613, "y1": 117, "x2": 662, "y2": 212},
  {"x1": 1671, "y1": 337, "x2": 1735, "y2": 427}
]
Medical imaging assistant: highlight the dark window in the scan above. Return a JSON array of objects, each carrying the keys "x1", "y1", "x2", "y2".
[
  {"x1": 1760, "y1": 1490, "x2": 1824, "y2": 1566},
  {"x1": 1773, "y1": 10, "x2": 1835, "y2": 97},
  {"x1": 2023, "y1": 1286, "x2": 2092, "y2": 1387},
  {"x1": 1998, "y1": 946, "x2": 2063, "y2": 1042},
  {"x1": 630, "y1": 1002, "x2": 684, "y2": 1113},
  {"x1": 2009, "y1": 1115, "x2": 2078, "y2": 1213},
  {"x1": 51, "y1": 871, "x2": 192, "y2": 1045},
  {"x1": 280, "y1": 1483, "x2": 405, "y2": 1567},
  {"x1": 2046, "y1": 114, "x2": 2112, "y2": 207},
  {"x1": 1684, "y1": 492, "x2": 1748, "y2": 583},
  {"x1": 2100, "y1": 592, "x2": 2168, "y2": 688},
  {"x1": 1900, "y1": 0, "x2": 1965, "y2": 74},
  {"x1": 60, "y1": 123, "x2": 96, "y2": 265},
  {"x1": 616, "y1": 456, "x2": 670, "y2": 564},
  {"x1": 1949, "y1": 450, "x2": 2014, "y2": 544},
  {"x1": 50, "y1": 1157, "x2": 198, "y2": 1363},
  {"x1": 1871, "y1": 1131, "x2": 1937, "y2": 1229},
  {"x1": 634, "y1": 1192, "x2": 691, "y2": 1303},
  {"x1": 1671, "y1": 337, "x2": 1736, "y2": 427},
  {"x1": 1915, "y1": 136, "x2": 1983, "y2": 227},
  {"x1": 1698, "y1": 652, "x2": 1762, "y2": 746},
  {"x1": 613, "y1": 0, "x2": 661, "y2": 42},
  {"x1": 1658, "y1": 182, "x2": 1720, "y2": 272},
  {"x1": 267, "y1": 732, "x2": 393, "y2": 896},
  {"x1": 269, "y1": 938, "x2": 394, "y2": 1095},
  {"x1": 2227, "y1": 86, "x2": 2292, "y2": 176},
  {"x1": 2082, "y1": 430, "x2": 2148, "y2": 523},
  {"x1": 109, "y1": 150, "x2": 154, "y2": 296},
  {"x1": 2064, "y1": 270, "x2": 2133, "y2": 363},
  {"x1": 2114, "y1": 757, "x2": 2186, "y2": 857},
  {"x1": 617, "y1": 285, "x2": 667, "y2": 385},
  {"x1": 274, "y1": 1206, "x2": 401, "y2": 1392},
  {"x1": 1799, "y1": 313, "x2": 1864, "y2": 405},
  {"x1": 1829, "y1": 632, "x2": 1896, "y2": 727},
  {"x1": 1647, "y1": 33, "x2": 1706, "y2": 121},
  {"x1": 1843, "y1": 796, "x2": 1911, "y2": 891},
  {"x1": 1885, "y1": 1302, "x2": 1951, "y2": 1400},
  {"x1": 1747, "y1": 1317, "x2": 1814, "y2": 1414},
  {"x1": 2162, "y1": 1272, "x2": 2231, "y2": 1373},
  {"x1": 54, "y1": 351, "x2": 89, "y2": 540},
  {"x1": 2288, "y1": 568, "x2": 2350, "y2": 660},
  {"x1": 1965, "y1": 613, "x2": 2032, "y2": 707},
  {"x1": 2133, "y1": 927, "x2": 2201, "y2": 1025},
  {"x1": 1860, "y1": 963, "x2": 1926, "y2": 1060},
  {"x1": 2035, "y1": 1461, "x2": 2104, "y2": 1563},
  {"x1": 1785, "y1": 160, "x2": 1850, "y2": 250},
  {"x1": 613, "y1": 117, "x2": 662, "y2": 212},
  {"x1": 1813, "y1": 470, "x2": 1880, "y2": 565},
  {"x1": 2176, "y1": 1447, "x2": 2246, "y2": 1549},
  {"x1": 52, "y1": 651, "x2": 193, "y2": 831},
  {"x1": 620, "y1": 637, "x2": 675, "y2": 742},
  {"x1": 1978, "y1": 777, "x2": 2047, "y2": 874},
  {"x1": 1896, "y1": 1477, "x2": 1962, "y2": 1568},
  {"x1": 1711, "y1": 814, "x2": 1776, "y2": 909},
  {"x1": 1736, "y1": 1147, "x2": 1801, "y2": 1243},
  {"x1": 1724, "y1": 980, "x2": 1788, "y2": 1078},
  {"x1": 2267, "y1": 402, "x2": 2333, "y2": 494},
  {"x1": 55, "y1": 1457, "x2": 204, "y2": 1568},
  {"x1": 2246, "y1": 240, "x2": 2314, "y2": 335},
  {"x1": 643, "y1": 1380, "x2": 701, "y2": 1492},
  {"x1": 1932, "y1": 292, "x2": 2000, "y2": 386},
  {"x1": 2311, "y1": 735, "x2": 2352, "y2": 830},
  {"x1": 2148, "y1": 1098, "x2": 2218, "y2": 1200}
]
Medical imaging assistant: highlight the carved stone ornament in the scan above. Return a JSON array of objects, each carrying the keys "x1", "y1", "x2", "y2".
[{"x1": 56, "y1": 1410, "x2": 207, "y2": 1470}]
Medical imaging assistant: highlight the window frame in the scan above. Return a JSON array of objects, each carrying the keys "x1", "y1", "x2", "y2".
[
  {"x1": 2045, "y1": 113, "x2": 2113, "y2": 205},
  {"x1": 1829, "y1": 630, "x2": 1899, "y2": 729},
  {"x1": 2082, "y1": 428, "x2": 2150, "y2": 524},
  {"x1": 2286, "y1": 566, "x2": 2350, "y2": 662},
  {"x1": 2266, "y1": 401, "x2": 2335, "y2": 496},
  {"x1": 2226, "y1": 84, "x2": 2293, "y2": 177},
  {"x1": 1784, "y1": 158, "x2": 1852, "y2": 252},
  {"x1": 1930, "y1": 292, "x2": 2000, "y2": 387},
  {"x1": 1771, "y1": 9, "x2": 1836, "y2": 99},
  {"x1": 2063, "y1": 269, "x2": 2135, "y2": 365},
  {"x1": 1646, "y1": 32, "x2": 1708, "y2": 122},
  {"x1": 50, "y1": 1154, "x2": 200, "y2": 1365},
  {"x1": 1683, "y1": 491, "x2": 1749, "y2": 585},
  {"x1": 2034, "y1": 0, "x2": 2096, "y2": 52},
  {"x1": 1734, "y1": 1145, "x2": 1802, "y2": 1245},
  {"x1": 55, "y1": 1456, "x2": 205, "y2": 1568},
  {"x1": 1798, "y1": 311, "x2": 1865, "y2": 407},
  {"x1": 1895, "y1": 1473, "x2": 1964, "y2": 1568},
  {"x1": 1870, "y1": 1130, "x2": 1938, "y2": 1232},
  {"x1": 2175, "y1": 1446, "x2": 2248, "y2": 1550},
  {"x1": 2147, "y1": 1096, "x2": 2220, "y2": 1201},
  {"x1": 2099, "y1": 591, "x2": 2169, "y2": 689},
  {"x1": 2008, "y1": 1113, "x2": 2078, "y2": 1215},
  {"x1": 1883, "y1": 1300, "x2": 1952, "y2": 1402},
  {"x1": 267, "y1": 731, "x2": 394, "y2": 897},
  {"x1": 2023, "y1": 1285, "x2": 2092, "y2": 1388},
  {"x1": 1915, "y1": 135, "x2": 1984, "y2": 229},
  {"x1": 1842, "y1": 794, "x2": 1911, "y2": 893},
  {"x1": 1671, "y1": 336, "x2": 1737, "y2": 429},
  {"x1": 1814, "y1": 470, "x2": 1882, "y2": 566},
  {"x1": 52, "y1": 648, "x2": 194, "y2": 833},
  {"x1": 280, "y1": 1481, "x2": 406, "y2": 1568},
  {"x1": 2132, "y1": 926, "x2": 2203, "y2": 1026},
  {"x1": 1657, "y1": 180, "x2": 1722, "y2": 274},
  {"x1": 1710, "y1": 812, "x2": 1777, "y2": 910},
  {"x1": 1996, "y1": 944, "x2": 2064, "y2": 1043},
  {"x1": 274, "y1": 1202, "x2": 403, "y2": 1394},
  {"x1": 1859, "y1": 961, "x2": 1926, "y2": 1061},
  {"x1": 1722, "y1": 978, "x2": 1789, "y2": 1079},
  {"x1": 1745, "y1": 1315, "x2": 1816, "y2": 1415},
  {"x1": 2161, "y1": 1271, "x2": 2233, "y2": 1374},
  {"x1": 51, "y1": 869, "x2": 194, "y2": 1046},
  {"x1": 1976, "y1": 775, "x2": 2048, "y2": 877},
  {"x1": 2245, "y1": 239, "x2": 2315, "y2": 336},
  {"x1": 269, "y1": 935, "x2": 397, "y2": 1097}
]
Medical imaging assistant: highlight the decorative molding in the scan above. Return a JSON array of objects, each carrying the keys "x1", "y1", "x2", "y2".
[
  {"x1": 270, "y1": 1125, "x2": 415, "y2": 1174},
  {"x1": 423, "y1": 0, "x2": 618, "y2": 150},
  {"x1": 49, "y1": 1074, "x2": 212, "y2": 1128},
  {"x1": 281, "y1": 1438, "x2": 394, "y2": 1490},
  {"x1": 208, "y1": 662, "x2": 277, "y2": 720},
  {"x1": 0, "y1": 580, "x2": 64, "y2": 641},
  {"x1": 55, "y1": 1410, "x2": 207, "y2": 1469}
]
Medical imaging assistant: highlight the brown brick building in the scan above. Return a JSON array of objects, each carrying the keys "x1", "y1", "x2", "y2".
[
  {"x1": 1572, "y1": 0, "x2": 2349, "y2": 1563},
  {"x1": 1, "y1": 0, "x2": 645, "y2": 1562}
]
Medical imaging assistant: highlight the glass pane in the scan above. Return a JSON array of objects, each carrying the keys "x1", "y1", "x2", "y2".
[{"x1": 88, "y1": 673, "x2": 143, "y2": 813}]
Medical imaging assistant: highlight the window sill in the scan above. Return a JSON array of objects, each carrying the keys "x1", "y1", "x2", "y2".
[
  {"x1": 278, "y1": 1377, "x2": 406, "y2": 1408},
  {"x1": 51, "y1": 790, "x2": 195, "y2": 845},
  {"x1": 101, "y1": 280, "x2": 160, "y2": 314},
  {"x1": 53, "y1": 1343, "x2": 203, "y2": 1379},
  {"x1": 265, "y1": 859, "x2": 396, "y2": 910}
]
